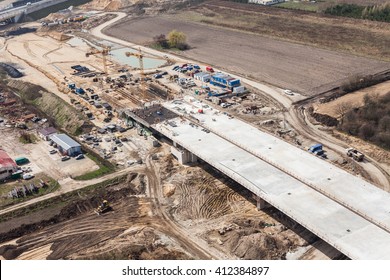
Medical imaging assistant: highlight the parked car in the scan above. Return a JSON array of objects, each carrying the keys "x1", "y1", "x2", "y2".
[
  {"x1": 75, "y1": 154, "x2": 84, "y2": 160},
  {"x1": 22, "y1": 173, "x2": 34, "y2": 180},
  {"x1": 61, "y1": 156, "x2": 70, "y2": 161},
  {"x1": 49, "y1": 149, "x2": 57, "y2": 154},
  {"x1": 283, "y1": 89, "x2": 294, "y2": 96},
  {"x1": 154, "y1": 74, "x2": 163, "y2": 79}
]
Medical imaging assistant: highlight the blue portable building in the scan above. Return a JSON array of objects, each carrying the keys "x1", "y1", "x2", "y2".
[{"x1": 210, "y1": 73, "x2": 240, "y2": 89}]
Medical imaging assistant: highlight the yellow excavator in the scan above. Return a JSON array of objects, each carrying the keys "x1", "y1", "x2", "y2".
[{"x1": 94, "y1": 200, "x2": 111, "y2": 215}]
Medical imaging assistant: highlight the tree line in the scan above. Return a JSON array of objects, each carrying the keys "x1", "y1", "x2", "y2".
[{"x1": 325, "y1": 3, "x2": 390, "y2": 23}]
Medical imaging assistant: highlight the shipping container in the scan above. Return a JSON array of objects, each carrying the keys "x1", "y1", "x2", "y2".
[{"x1": 15, "y1": 157, "x2": 29, "y2": 165}]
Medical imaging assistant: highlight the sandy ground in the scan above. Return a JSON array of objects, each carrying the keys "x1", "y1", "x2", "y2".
[
  {"x1": 314, "y1": 80, "x2": 390, "y2": 118},
  {"x1": 1, "y1": 31, "x2": 126, "y2": 127},
  {"x1": 0, "y1": 152, "x2": 342, "y2": 260},
  {"x1": 105, "y1": 15, "x2": 390, "y2": 95}
]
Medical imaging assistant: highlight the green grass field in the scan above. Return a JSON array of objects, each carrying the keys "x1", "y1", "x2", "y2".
[
  {"x1": 0, "y1": 173, "x2": 60, "y2": 209},
  {"x1": 73, "y1": 153, "x2": 115, "y2": 181}
]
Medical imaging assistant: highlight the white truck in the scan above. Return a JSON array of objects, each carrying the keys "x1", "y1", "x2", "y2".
[{"x1": 346, "y1": 148, "x2": 364, "y2": 162}]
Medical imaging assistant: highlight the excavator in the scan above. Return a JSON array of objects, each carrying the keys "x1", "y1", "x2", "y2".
[{"x1": 94, "y1": 199, "x2": 111, "y2": 215}]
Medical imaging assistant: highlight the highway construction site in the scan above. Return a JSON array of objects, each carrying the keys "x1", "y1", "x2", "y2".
[{"x1": 0, "y1": 0, "x2": 390, "y2": 260}]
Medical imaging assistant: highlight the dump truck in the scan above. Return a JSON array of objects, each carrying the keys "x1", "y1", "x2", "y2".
[
  {"x1": 346, "y1": 148, "x2": 364, "y2": 162},
  {"x1": 94, "y1": 200, "x2": 111, "y2": 215}
]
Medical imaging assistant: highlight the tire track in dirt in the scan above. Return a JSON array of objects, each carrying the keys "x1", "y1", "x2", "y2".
[{"x1": 145, "y1": 155, "x2": 226, "y2": 259}]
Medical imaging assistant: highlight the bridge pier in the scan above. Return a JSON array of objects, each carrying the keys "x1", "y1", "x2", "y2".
[
  {"x1": 256, "y1": 196, "x2": 269, "y2": 210},
  {"x1": 14, "y1": 12, "x2": 25, "y2": 23},
  {"x1": 171, "y1": 142, "x2": 197, "y2": 165}
]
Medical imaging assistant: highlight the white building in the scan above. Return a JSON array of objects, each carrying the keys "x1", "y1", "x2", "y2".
[
  {"x1": 249, "y1": 0, "x2": 285, "y2": 5},
  {"x1": 194, "y1": 72, "x2": 211, "y2": 83},
  {"x1": 50, "y1": 134, "x2": 82, "y2": 156}
]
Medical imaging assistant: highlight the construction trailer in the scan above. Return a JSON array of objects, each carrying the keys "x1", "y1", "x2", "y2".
[
  {"x1": 194, "y1": 72, "x2": 211, "y2": 83},
  {"x1": 210, "y1": 73, "x2": 240, "y2": 90},
  {"x1": 249, "y1": 0, "x2": 285, "y2": 5}
]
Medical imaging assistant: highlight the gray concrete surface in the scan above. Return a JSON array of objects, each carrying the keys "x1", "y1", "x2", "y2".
[{"x1": 151, "y1": 98, "x2": 390, "y2": 259}]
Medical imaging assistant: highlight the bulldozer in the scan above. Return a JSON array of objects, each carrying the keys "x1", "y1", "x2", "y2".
[{"x1": 94, "y1": 200, "x2": 111, "y2": 215}]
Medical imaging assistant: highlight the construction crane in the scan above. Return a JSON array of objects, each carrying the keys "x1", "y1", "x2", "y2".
[
  {"x1": 86, "y1": 46, "x2": 111, "y2": 74},
  {"x1": 125, "y1": 48, "x2": 159, "y2": 102}
]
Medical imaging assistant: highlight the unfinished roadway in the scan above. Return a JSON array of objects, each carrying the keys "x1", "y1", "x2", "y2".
[{"x1": 149, "y1": 97, "x2": 390, "y2": 260}]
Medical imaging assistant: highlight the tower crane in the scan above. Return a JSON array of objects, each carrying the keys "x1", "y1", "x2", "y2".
[
  {"x1": 86, "y1": 46, "x2": 111, "y2": 74},
  {"x1": 125, "y1": 48, "x2": 159, "y2": 102}
]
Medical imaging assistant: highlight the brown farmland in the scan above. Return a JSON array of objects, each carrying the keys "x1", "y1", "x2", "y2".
[{"x1": 105, "y1": 15, "x2": 390, "y2": 95}]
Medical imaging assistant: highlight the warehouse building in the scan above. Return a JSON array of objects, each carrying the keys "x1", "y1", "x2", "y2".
[
  {"x1": 50, "y1": 133, "x2": 82, "y2": 156},
  {"x1": 38, "y1": 126, "x2": 57, "y2": 141},
  {"x1": 0, "y1": 149, "x2": 18, "y2": 181}
]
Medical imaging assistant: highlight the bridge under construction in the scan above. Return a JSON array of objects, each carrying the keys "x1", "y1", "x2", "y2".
[
  {"x1": 0, "y1": 0, "x2": 67, "y2": 23},
  {"x1": 125, "y1": 97, "x2": 390, "y2": 260}
]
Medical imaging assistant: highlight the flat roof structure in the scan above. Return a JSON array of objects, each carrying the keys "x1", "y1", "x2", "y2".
[
  {"x1": 38, "y1": 126, "x2": 57, "y2": 137},
  {"x1": 123, "y1": 104, "x2": 178, "y2": 128},
  {"x1": 151, "y1": 98, "x2": 390, "y2": 259},
  {"x1": 50, "y1": 134, "x2": 80, "y2": 150}
]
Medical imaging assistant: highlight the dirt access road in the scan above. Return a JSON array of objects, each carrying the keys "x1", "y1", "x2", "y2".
[
  {"x1": 0, "y1": 158, "x2": 227, "y2": 260},
  {"x1": 105, "y1": 15, "x2": 390, "y2": 95},
  {"x1": 0, "y1": 166, "x2": 143, "y2": 216},
  {"x1": 0, "y1": 172, "x2": 205, "y2": 260}
]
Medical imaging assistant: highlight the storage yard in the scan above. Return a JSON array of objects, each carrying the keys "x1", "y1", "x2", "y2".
[{"x1": 0, "y1": 0, "x2": 390, "y2": 261}]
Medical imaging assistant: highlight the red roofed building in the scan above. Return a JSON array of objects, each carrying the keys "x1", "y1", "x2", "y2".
[{"x1": 0, "y1": 149, "x2": 18, "y2": 181}]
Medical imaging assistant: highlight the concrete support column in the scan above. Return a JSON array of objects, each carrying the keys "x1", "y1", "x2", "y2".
[
  {"x1": 256, "y1": 197, "x2": 269, "y2": 210},
  {"x1": 14, "y1": 12, "x2": 24, "y2": 23}
]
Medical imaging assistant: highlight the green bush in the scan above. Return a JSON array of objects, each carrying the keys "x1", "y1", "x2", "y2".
[{"x1": 339, "y1": 92, "x2": 390, "y2": 149}]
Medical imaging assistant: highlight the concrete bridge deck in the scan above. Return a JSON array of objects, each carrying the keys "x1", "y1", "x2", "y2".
[
  {"x1": 150, "y1": 98, "x2": 390, "y2": 259},
  {"x1": 0, "y1": 0, "x2": 67, "y2": 22}
]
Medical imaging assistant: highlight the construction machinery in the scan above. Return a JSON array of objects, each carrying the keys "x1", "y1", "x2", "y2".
[
  {"x1": 86, "y1": 46, "x2": 111, "y2": 74},
  {"x1": 346, "y1": 148, "x2": 364, "y2": 162},
  {"x1": 94, "y1": 200, "x2": 111, "y2": 215},
  {"x1": 125, "y1": 48, "x2": 158, "y2": 102}
]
